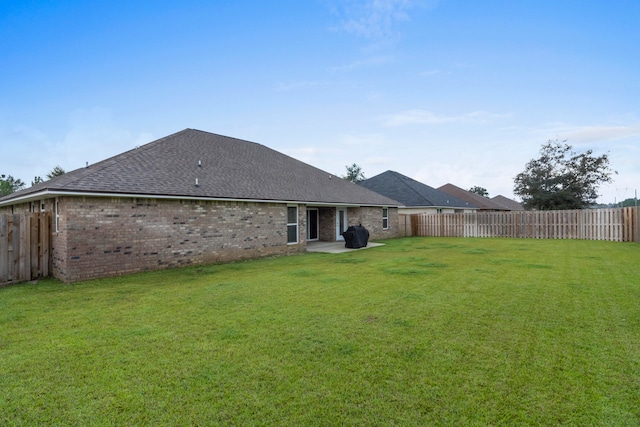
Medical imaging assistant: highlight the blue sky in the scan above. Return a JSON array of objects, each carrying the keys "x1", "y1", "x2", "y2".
[{"x1": 2, "y1": 0, "x2": 639, "y2": 203}]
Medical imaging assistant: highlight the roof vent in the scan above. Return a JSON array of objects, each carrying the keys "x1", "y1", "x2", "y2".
[
  {"x1": 195, "y1": 178, "x2": 199, "y2": 187},
  {"x1": 198, "y1": 160, "x2": 202, "y2": 167}
]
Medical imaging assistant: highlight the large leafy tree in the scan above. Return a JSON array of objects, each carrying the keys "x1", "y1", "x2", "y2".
[
  {"x1": 468, "y1": 186, "x2": 489, "y2": 197},
  {"x1": 0, "y1": 174, "x2": 26, "y2": 196},
  {"x1": 30, "y1": 166, "x2": 66, "y2": 187},
  {"x1": 514, "y1": 140, "x2": 614, "y2": 210},
  {"x1": 619, "y1": 197, "x2": 638, "y2": 208},
  {"x1": 343, "y1": 163, "x2": 365, "y2": 183},
  {"x1": 46, "y1": 165, "x2": 66, "y2": 179}
]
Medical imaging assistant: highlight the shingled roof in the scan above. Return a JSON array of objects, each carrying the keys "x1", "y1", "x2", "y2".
[
  {"x1": 438, "y1": 183, "x2": 510, "y2": 211},
  {"x1": 0, "y1": 129, "x2": 399, "y2": 207},
  {"x1": 359, "y1": 171, "x2": 475, "y2": 209},
  {"x1": 491, "y1": 195, "x2": 524, "y2": 211}
]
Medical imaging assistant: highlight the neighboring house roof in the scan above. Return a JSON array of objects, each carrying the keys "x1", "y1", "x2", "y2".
[
  {"x1": 0, "y1": 129, "x2": 399, "y2": 207},
  {"x1": 358, "y1": 171, "x2": 476, "y2": 209},
  {"x1": 491, "y1": 195, "x2": 524, "y2": 211},
  {"x1": 438, "y1": 183, "x2": 510, "y2": 211}
]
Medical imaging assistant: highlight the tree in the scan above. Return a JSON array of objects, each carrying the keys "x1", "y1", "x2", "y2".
[
  {"x1": 0, "y1": 174, "x2": 26, "y2": 196},
  {"x1": 468, "y1": 186, "x2": 489, "y2": 197},
  {"x1": 46, "y1": 165, "x2": 66, "y2": 179},
  {"x1": 343, "y1": 163, "x2": 365, "y2": 183},
  {"x1": 513, "y1": 140, "x2": 614, "y2": 210},
  {"x1": 619, "y1": 197, "x2": 638, "y2": 208}
]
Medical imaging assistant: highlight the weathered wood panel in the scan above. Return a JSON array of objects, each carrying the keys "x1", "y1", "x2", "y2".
[
  {"x1": 0, "y1": 213, "x2": 52, "y2": 286},
  {"x1": 407, "y1": 207, "x2": 640, "y2": 242}
]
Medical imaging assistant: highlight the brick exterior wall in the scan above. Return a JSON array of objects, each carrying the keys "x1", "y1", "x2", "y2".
[
  {"x1": 52, "y1": 197, "x2": 306, "y2": 282},
  {"x1": 318, "y1": 207, "x2": 337, "y2": 241},
  {"x1": 347, "y1": 206, "x2": 399, "y2": 240},
  {"x1": 2, "y1": 196, "x2": 399, "y2": 283},
  {"x1": 316, "y1": 206, "x2": 399, "y2": 242}
]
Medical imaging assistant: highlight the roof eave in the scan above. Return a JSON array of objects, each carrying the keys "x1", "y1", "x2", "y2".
[{"x1": 0, "y1": 189, "x2": 399, "y2": 208}]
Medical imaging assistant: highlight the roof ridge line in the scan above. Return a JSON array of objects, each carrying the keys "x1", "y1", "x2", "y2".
[{"x1": 392, "y1": 171, "x2": 437, "y2": 205}]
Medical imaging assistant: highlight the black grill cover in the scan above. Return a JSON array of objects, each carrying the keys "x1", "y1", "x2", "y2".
[{"x1": 342, "y1": 225, "x2": 370, "y2": 249}]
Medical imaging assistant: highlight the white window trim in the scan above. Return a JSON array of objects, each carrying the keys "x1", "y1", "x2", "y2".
[
  {"x1": 382, "y1": 207, "x2": 389, "y2": 230},
  {"x1": 336, "y1": 207, "x2": 348, "y2": 241},
  {"x1": 55, "y1": 197, "x2": 60, "y2": 232},
  {"x1": 287, "y1": 205, "x2": 298, "y2": 244}
]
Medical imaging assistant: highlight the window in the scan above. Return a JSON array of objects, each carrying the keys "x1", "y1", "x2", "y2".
[
  {"x1": 382, "y1": 207, "x2": 389, "y2": 230},
  {"x1": 287, "y1": 206, "x2": 298, "y2": 244}
]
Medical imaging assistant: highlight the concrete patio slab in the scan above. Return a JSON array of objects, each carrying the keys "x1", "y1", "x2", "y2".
[{"x1": 306, "y1": 241, "x2": 384, "y2": 254}]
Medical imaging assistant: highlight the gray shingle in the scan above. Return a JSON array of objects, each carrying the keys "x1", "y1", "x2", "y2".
[
  {"x1": 1, "y1": 129, "x2": 399, "y2": 206},
  {"x1": 491, "y1": 195, "x2": 524, "y2": 211},
  {"x1": 359, "y1": 171, "x2": 474, "y2": 209},
  {"x1": 438, "y1": 183, "x2": 510, "y2": 211}
]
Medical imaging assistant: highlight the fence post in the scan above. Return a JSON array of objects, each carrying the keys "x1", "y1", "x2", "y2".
[
  {"x1": 42, "y1": 212, "x2": 51, "y2": 277},
  {"x1": 406, "y1": 207, "x2": 638, "y2": 242},
  {"x1": 0, "y1": 215, "x2": 8, "y2": 283},
  {"x1": 31, "y1": 213, "x2": 39, "y2": 278},
  {"x1": 633, "y1": 207, "x2": 640, "y2": 243}
]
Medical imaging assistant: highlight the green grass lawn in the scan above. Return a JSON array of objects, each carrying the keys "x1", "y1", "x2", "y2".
[{"x1": 1, "y1": 237, "x2": 639, "y2": 426}]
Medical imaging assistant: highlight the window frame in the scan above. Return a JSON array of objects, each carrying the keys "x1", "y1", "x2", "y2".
[
  {"x1": 287, "y1": 205, "x2": 298, "y2": 244},
  {"x1": 382, "y1": 207, "x2": 389, "y2": 230},
  {"x1": 55, "y1": 198, "x2": 60, "y2": 232},
  {"x1": 306, "y1": 208, "x2": 319, "y2": 241}
]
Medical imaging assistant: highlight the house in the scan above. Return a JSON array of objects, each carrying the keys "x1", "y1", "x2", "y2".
[
  {"x1": 491, "y1": 195, "x2": 525, "y2": 211},
  {"x1": 358, "y1": 171, "x2": 477, "y2": 214},
  {"x1": 0, "y1": 129, "x2": 400, "y2": 282},
  {"x1": 437, "y1": 183, "x2": 511, "y2": 211}
]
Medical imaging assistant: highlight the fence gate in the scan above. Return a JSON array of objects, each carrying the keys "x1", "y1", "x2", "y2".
[{"x1": 0, "y1": 212, "x2": 52, "y2": 286}]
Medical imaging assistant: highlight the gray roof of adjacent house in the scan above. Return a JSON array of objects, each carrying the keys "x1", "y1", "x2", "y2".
[
  {"x1": 491, "y1": 195, "x2": 524, "y2": 211},
  {"x1": 438, "y1": 183, "x2": 510, "y2": 211},
  {"x1": 0, "y1": 129, "x2": 400, "y2": 207},
  {"x1": 358, "y1": 171, "x2": 476, "y2": 209}
]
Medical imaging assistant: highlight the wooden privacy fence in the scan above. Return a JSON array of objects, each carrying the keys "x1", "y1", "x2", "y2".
[
  {"x1": 401, "y1": 207, "x2": 640, "y2": 242},
  {"x1": 0, "y1": 212, "x2": 52, "y2": 286}
]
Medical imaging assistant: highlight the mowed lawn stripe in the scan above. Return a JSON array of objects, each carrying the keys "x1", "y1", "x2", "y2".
[{"x1": 1, "y1": 237, "x2": 639, "y2": 425}]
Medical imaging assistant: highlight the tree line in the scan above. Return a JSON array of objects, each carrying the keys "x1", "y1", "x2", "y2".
[
  {"x1": 4, "y1": 141, "x2": 618, "y2": 210},
  {"x1": 344, "y1": 140, "x2": 616, "y2": 210},
  {"x1": 0, "y1": 166, "x2": 66, "y2": 197}
]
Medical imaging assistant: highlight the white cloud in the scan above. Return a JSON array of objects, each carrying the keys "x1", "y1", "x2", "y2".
[
  {"x1": 331, "y1": 0, "x2": 436, "y2": 42},
  {"x1": 331, "y1": 0, "x2": 423, "y2": 40},
  {"x1": 0, "y1": 107, "x2": 154, "y2": 184},
  {"x1": 557, "y1": 125, "x2": 640, "y2": 143},
  {"x1": 0, "y1": 125, "x2": 54, "y2": 181},
  {"x1": 412, "y1": 161, "x2": 522, "y2": 200},
  {"x1": 60, "y1": 107, "x2": 153, "y2": 170}
]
